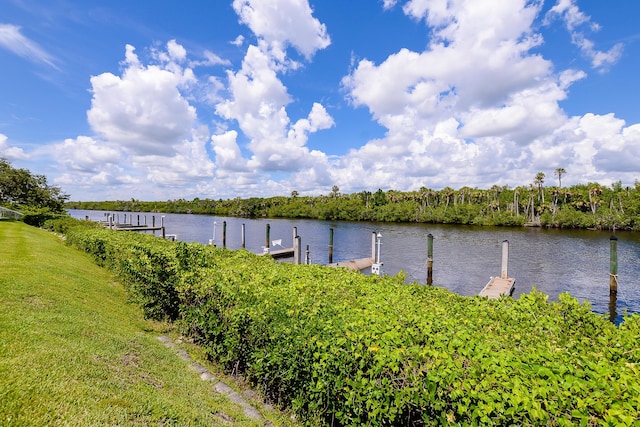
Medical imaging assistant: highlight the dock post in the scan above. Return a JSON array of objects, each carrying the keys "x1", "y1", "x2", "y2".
[
  {"x1": 427, "y1": 233, "x2": 434, "y2": 285},
  {"x1": 371, "y1": 232, "x2": 376, "y2": 261},
  {"x1": 264, "y1": 224, "x2": 271, "y2": 254},
  {"x1": 241, "y1": 224, "x2": 246, "y2": 249},
  {"x1": 293, "y1": 226, "x2": 298, "y2": 239},
  {"x1": 152, "y1": 216, "x2": 155, "y2": 228},
  {"x1": 294, "y1": 236, "x2": 302, "y2": 264},
  {"x1": 328, "y1": 228, "x2": 334, "y2": 264},
  {"x1": 371, "y1": 232, "x2": 383, "y2": 275},
  {"x1": 137, "y1": 215, "x2": 140, "y2": 226},
  {"x1": 161, "y1": 216, "x2": 166, "y2": 239},
  {"x1": 500, "y1": 240, "x2": 509, "y2": 279},
  {"x1": 306, "y1": 244, "x2": 310, "y2": 264},
  {"x1": 222, "y1": 221, "x2": 227, "y2": 248},
  {"x1": 209, "y1": 221, "x2": 216, "y2": 246},
  {"x1": 610, "y1": 236, "x2": 618, "y2": 295}
]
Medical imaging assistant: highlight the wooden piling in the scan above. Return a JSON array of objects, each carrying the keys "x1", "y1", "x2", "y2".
[
  {"x1": 241, "y1": 224, "x2": 246, "y2": 249},
  {"x1": 161, "y1": 216, "x2": 165, "y2": 239},
  {"x1": 427, "y1": 233, "x2": 434, "y2": 285},
  {"x1": 610, "y1": 236, "x2": 618, "y2": 295},
  {"x1": 294, "y1": 236, "x2": 302, "y2": 264},
  {"x1": 220, "y1": 221, "x2": 225, "y2": 248},
  {"x1": 501, "y1": 240, "x2": 509, "y2": 279},
  {"x1": 265, "y1": 224, "x2": 271, "y2": 253},
  {"x1": 306, "y1": 244, "x2": 310, "y2": 264},
  {"x1": 328, "y1": 228, "x2": 334, "y2": 264},
  {"x1": 371, "y1": 232, "x2": 376, "y2": 260}
]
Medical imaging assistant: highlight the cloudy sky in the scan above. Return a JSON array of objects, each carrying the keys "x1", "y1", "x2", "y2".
[{"x1": 1, "y1": 0, "x2": 639, "y2": 201}]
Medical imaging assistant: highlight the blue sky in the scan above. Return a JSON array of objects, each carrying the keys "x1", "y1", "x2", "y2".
[{"x1": 1, "y1": 0, "x2": 639, "y2": 201}]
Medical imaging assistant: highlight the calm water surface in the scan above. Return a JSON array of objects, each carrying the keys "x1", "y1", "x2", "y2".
[{"x1": 70, "y1": 210, "x2": 640, "y2": 322}]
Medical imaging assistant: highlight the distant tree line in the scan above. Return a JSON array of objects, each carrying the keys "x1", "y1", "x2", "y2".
[{"x1": 67, "y1": 172, "x2": 640, "y2": 231}]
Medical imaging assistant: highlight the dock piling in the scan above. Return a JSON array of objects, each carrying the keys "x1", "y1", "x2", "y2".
[
  {"x1": 241, "y1": 224, "x2": 246, "y2": 249},
  {"x1": 222, "y1": 221, "x2": 227, "y2": 248},
  {"x1": 427, "y1": 233, "x2": 434, "y2": 285},
  {"x1": 328, "y1": 228, "x2": 334, "y2": 264},
  {"x1": 294, "y1": 236, "x2": 302, "y2": 264},
  {"x1": 610, "y1": 236, "x2": 618, "y2": 295},
  {"x1": 501, "y1": 240, "x2": 509, "y2": 279}
]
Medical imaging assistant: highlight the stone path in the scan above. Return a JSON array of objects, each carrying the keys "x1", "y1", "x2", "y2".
[{"x1": 157, "y1": 336, "x2": 274, "y2": 426}]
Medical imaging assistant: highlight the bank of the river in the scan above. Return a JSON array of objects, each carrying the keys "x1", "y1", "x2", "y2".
[
  {"x1": 0, "y1": 220, "x2": 294, "y2": 427},
  {"x1": 70, "y1": 209, "x2": 640, "y2": 323}
]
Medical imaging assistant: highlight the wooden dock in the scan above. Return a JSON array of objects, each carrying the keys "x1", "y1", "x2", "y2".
[
  {"x1": 479, "y1": 277, "x2": 515, "y2": 299},
  {"x1": 269, "y1": 247, "x2": 295, "y2": 259},
  {"x1": 478, "y1": 240, "x2": 515, "y2": 299},
  {"x1": 327, "y1": 257, "x2": 374, "y2": 271}
]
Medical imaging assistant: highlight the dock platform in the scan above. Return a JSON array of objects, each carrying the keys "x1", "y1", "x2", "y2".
[
  {"x1": 327, "y1": 257, "x2": 374, "y2": 271},
  {"x1": 269, "y1": 247, "x2": 295, "y2": 259},
  {"x1": 479, "y1": 277, "x2": 515, "y2": 299}
]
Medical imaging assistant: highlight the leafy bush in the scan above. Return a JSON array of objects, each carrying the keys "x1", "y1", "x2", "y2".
[{"x1": 60, "y1": 226, "x2": 640, "y2": 426}]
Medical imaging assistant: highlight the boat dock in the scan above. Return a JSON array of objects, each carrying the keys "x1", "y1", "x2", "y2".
[
  {"x1": 328, "y1": 257, "x2": 374, "y2": 271},
  {"x1": 478, "y1": 240, "x2": 515, "y2": 299}
]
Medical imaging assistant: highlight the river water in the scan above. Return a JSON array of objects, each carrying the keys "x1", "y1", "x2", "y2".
[{"x1": 69, "y1": 210, "x2": 640, "y2": 322}]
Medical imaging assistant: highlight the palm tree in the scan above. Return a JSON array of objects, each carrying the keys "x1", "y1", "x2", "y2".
[
  {"x1": 534, "y1": 172, "x2": 545, "y2": 203},
  {"x1": 554, "y1": 168, "x2": 566, "y2": 188}
]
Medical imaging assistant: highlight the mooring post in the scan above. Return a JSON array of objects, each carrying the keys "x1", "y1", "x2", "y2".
[
  {"x1": 161, "y1": 216, "x2": 165, "y2": 239},
  {"x1": 610, "y1": 236, "x2": 618, "y2": 295},
  {"x1": 371, "y1": 231, "x2": 376, "y2": 261},
  {"x1": 241, "y1": 223, "x2": 246, "y2": 249},
  {"x1": 137, "y1": 215, "x2": 140, "y2": 226},
  {"x1": 427, "y1": 233, "x2": 434, "y2": 286},
  {"x1": 210, "y1": 221, "x2": 217, "y2": 246},
  {"x1": 264, "y1": 224, "x2": 271, "y2": 254},
  {"x1": 294, "y1": 236, "x2": 302, "y2": 265},
  {"x1": 306, "y1": 244, "x2": 310, "y2": 264},
  {"x1": 152, "y1": 216, "x2": 155, "y2": 228},
  {"x1": 328, "y1": 228, "x2": 334, "y2": 264},
  {"x1": 222, "y1": 221, "x2": 227, "y2": 248},
  {"x1": 501, "y1": 240, "x2": 509, "y2": 279},
  {"x1": 371, "y1": 232, "x2": 383, "y2": 275}
]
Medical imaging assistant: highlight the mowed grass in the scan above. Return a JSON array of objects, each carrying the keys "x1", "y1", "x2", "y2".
[{"x1": 0, "y1": 221, "x2": 269, "y2": 426}]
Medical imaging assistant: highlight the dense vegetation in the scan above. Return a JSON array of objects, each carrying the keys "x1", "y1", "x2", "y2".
[
  {"x1": 58, "y1": 219, "x2": 640, "y2": 426},
  {"x1": 0, "y1": 158, "x2": 68, "y2": 214},
  {"x1": 68, "y1": 174, "x2": 640, "y2": 231}
]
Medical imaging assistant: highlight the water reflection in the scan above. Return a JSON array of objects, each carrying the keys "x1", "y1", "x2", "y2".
[{"x1": 69, "y1": 210, "x2": 639, "y2": 322}]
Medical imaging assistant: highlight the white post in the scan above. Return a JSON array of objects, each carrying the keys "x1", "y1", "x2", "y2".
[
  {"x1": 372, "y1": 232, "x2": 383, "y2": 276},
  {"x1": 501, "y1": 240, "x2": 509, "y2": 279},
  {"x1": 371, "y1": 232, "x2": 376, "y2": 261},
  {"x1": 209, "y1": 221, "x2": 217, "y2": 246}
]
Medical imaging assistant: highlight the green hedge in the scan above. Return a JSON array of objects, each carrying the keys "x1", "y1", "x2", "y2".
[{"x1": 60, "y1": 221, "x2": 640, "y2": 426}]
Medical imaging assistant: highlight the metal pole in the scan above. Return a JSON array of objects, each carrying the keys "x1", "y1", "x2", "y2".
[
  {"x1": 427, "y1": 233, "x2": 434, "y2": 286},
  {"x1": 328, "y1": 228, "x2": 334, "y2": 264}
]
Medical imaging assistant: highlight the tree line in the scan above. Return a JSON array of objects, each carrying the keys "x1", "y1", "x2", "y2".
[
  {"x1": 68, "y1": 171, "x2": 640, "y2": 231},
  {"x1": 0, "y1": 158, "x2": 68, "y2": 213}
]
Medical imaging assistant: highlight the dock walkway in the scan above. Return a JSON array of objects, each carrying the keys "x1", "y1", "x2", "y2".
[{"x1": 479, "y1": 277, "x2": 515, "y2": 299}]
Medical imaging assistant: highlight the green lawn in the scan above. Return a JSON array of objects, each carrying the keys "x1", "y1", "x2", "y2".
[{"x1": 0, "y1": 221, "x2": 277, "y2": 426}]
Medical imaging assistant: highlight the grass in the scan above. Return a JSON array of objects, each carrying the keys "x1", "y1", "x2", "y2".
[{"x1": 0, "y1": 220, "x2": 290, "y2": 426}]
